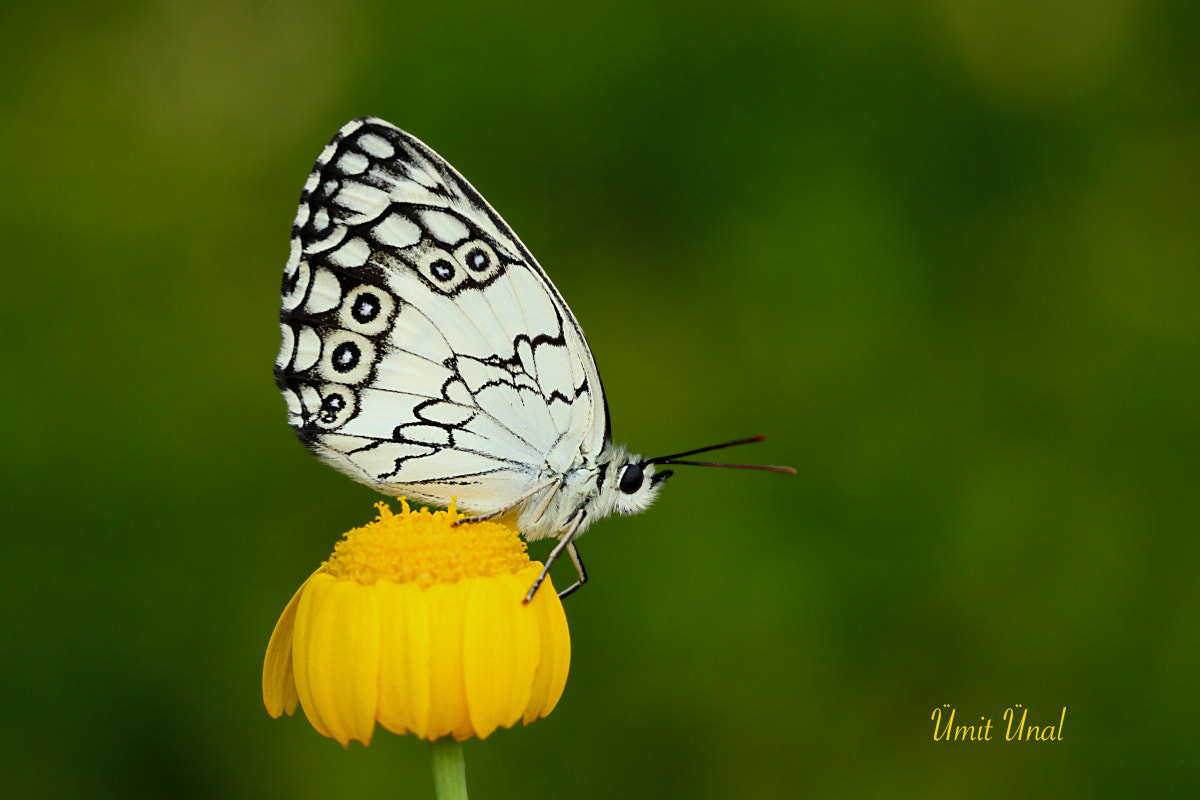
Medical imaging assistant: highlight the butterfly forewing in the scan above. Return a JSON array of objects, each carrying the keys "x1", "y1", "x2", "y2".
[{"x1": 276, "y1": 118, "x2": 608, "y2": 521}]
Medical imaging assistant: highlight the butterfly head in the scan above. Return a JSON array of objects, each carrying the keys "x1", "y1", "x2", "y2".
[
  {"x1": 610, "y1": 436, "x2": 796, "y2": 514},
  {"x1": 605, "y1": 436, "x2": 796, "y2": 517},
  {"x1": 610, "y1": 457, "x2": 673, "y2": 516}
]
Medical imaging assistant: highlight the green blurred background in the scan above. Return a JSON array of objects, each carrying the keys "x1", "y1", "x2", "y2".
[{"x1": 3, "y1": 0, "x2": 1197, "y2": 797}]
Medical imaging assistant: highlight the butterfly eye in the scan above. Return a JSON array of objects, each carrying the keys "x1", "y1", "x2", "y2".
[{"x1": 618, "y1": 463, "x2": 644, "y2": 494}]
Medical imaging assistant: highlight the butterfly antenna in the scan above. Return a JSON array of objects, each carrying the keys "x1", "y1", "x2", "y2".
[{"x1": 643, "y1": 435, "x2": 796, "y2": 474}]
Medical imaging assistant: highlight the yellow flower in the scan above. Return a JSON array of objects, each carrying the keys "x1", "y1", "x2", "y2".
[{"x1": 263, "y1": 500, "x2": 570, "y2": 746}]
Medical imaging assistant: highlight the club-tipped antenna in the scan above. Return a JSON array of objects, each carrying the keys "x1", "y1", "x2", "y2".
[{"x1": 643, "y1": 435, "x2": 796, "y2": 474}]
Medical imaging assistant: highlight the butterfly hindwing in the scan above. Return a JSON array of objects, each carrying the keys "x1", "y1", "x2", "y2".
[{"x1": 276, "y1": 118, "x2": 608, "y2": 518}]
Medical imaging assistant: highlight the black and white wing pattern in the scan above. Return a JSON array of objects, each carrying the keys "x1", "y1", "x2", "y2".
[{"x1": 276, "y1": 118, "x2": 662, "y2": 549}]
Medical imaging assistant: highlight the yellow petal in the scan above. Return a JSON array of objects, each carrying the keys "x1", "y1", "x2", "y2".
[
  {"x1": 523, "y1": 566, "x2": 571, "y2": 723},
  {"x1": 463, "y1": 572, "x2": 540, "y2": 739},
  {"x1": 263, "y1": 575, "x2": 309, "y2": 717},
  {"x1": 293, "y1": 574, "x2": 381, "y2": 746},
  {"x1": 424, "y1": 580, "x2": 473, "y2": 741},
  {"x1": 376, "y1": 580, "x2": 431, "y2": 739}
]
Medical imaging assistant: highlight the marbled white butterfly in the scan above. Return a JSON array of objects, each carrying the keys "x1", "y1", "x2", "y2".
[{"x1": 276, "y1": 118, "x2": 793, "y2": 600}]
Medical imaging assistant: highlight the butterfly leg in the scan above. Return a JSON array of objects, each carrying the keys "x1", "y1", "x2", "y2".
[
  {"x1": 559, "y1": 541, "x2": 588, "y2": 599},
  {"x1": 451, "y1": 508, "x2": 505, "y2": 526},
  {"x1": 524, "y1": 509, "x2": 587, "y2": 603}
]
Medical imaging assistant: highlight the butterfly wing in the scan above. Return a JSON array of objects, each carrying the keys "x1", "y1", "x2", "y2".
[{"x1": 276, "y1": 118, "x2": 610, "y2": 520}]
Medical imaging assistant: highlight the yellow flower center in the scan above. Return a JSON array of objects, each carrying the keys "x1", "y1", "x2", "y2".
[{"x1": 322, "y1": 500, "x2": 530, "y2": 588}]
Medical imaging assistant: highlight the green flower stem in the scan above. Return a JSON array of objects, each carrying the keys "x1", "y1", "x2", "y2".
[{"x1": 430, "y1": 737, "x2": 468, "y2": 800}]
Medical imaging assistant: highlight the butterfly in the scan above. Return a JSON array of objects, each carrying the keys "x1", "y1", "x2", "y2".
[{"x1": 276, "y1": 118, "x2": 793, "y2": 601}]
